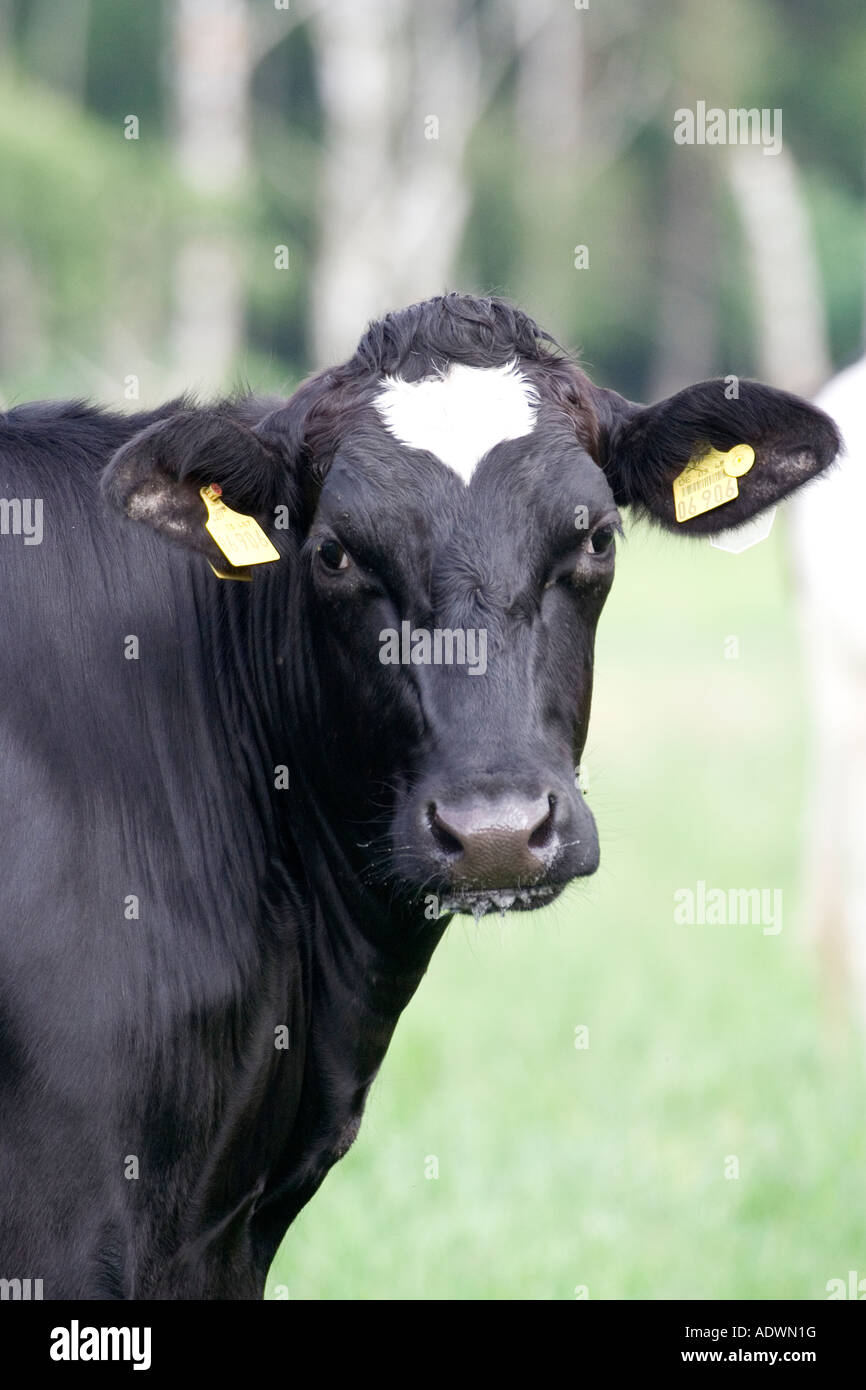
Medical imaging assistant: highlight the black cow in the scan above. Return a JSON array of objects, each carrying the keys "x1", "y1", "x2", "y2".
[{"x1": 0, "y1": 294, "x2": 839, "y2": 1299}]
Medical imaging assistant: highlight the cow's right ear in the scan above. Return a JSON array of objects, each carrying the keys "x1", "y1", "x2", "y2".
[
  {"x1": 102, "y1": 372, "x2": 335, "y2": 560},
  {"x1": 101, "y1": 408, "x2": 291, "y2": 562}
]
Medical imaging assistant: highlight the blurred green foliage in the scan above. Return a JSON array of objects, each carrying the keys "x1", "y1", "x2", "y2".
[
  {"x1": 0, "y1": 68, "x2": 179, "y2": 395},
  {"x1": 0, "y1": 0, "x2": 863, "y2": 401}
]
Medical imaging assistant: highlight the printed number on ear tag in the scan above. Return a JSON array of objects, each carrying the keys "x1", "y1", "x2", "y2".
[
  {"x1": 672, "y1": 444, "x2": 755, "y2": 523},
  {"x1": 199, "y1": 484, "x2": 280, "y2": 569}
]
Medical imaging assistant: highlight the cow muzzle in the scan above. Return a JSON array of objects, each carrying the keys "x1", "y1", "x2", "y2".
[{"x1": 402, "y1": 780, "x2": 599, "y2": 917}]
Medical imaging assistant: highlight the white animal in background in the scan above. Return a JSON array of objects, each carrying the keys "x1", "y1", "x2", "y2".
[{"x1": 789, "y1": 355, "x2": 866, "y2": 1031}]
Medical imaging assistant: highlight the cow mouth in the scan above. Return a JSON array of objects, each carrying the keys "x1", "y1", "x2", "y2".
[{"x1": 437, "y1": 883, "x2": 560, "y2": 920}]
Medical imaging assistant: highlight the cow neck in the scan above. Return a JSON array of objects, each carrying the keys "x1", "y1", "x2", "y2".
[
  {"x1": 221, "y1": 570, "x2": 447, "y2": 996},
  {"x1": 283, "y1": 654, "x2": 447, "y2": 995}
]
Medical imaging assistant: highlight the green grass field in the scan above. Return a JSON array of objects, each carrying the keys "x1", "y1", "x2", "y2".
[{"x1": 267, "y1": 519, "x2": 866, "y2": 1300}]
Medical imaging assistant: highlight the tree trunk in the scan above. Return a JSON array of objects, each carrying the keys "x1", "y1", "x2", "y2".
[
  {"x1": 309, "y1": 0, "x2": 409, "y2": 363},
  {"x1": 726, "y1": 144, "x2": 830, "y2": 394},
  {"x1": 648, "y1": 150, "x2": 718, "y2": 400},
  {"x1": 514, "y1": 0, "x2": 583, "y2": 156},
  {"x1": 728, "y1": 144, "x2": 842, "y2": 1025},
  {"x1": 311, "y1": 0, "x2": 527, "y2": 364},
  {"x1": 169, "y1": 0, "x2": 251, "y2": 394}
]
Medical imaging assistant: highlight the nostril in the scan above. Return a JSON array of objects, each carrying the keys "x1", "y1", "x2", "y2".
[
  {"x1": 528, "y1": 793, "x2": 557, "y2": 852},
  {"x1": 427, "y1": 803, "x2": 464, "y2": 859}
]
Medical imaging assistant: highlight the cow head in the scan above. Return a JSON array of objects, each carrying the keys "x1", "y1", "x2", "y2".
[{"x1": 103, "y1": 294, "x2": 840, "y2": 918}]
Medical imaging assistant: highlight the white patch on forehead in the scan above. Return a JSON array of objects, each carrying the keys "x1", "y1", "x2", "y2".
[{"x1": 373, "y1": 359, "x2": 538, "y2": 483}]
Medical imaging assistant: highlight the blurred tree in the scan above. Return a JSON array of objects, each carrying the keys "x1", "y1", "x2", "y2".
[
  {"x1": 84, "y1": 0, "x2": 165, "y2": 134},
  {"x1": 309, "y1": 0, "x2": 552, "y2": 363},
  {"x1": 648, "y1": 150, "x2": 719, "y2": 399},
  {"x1": 309, "y1": 0, "x2": 475, "y2": 362},
  {"x1": 728, "y1": 145, "x2": 830, "y2": 395},
  {"x1": 475, "y1": 0, "x2": 669, "y2": 394},
  {"x1": 514, "y1": 0, "x2": 583, "y2": 153},
  {"x1": 20, "y1": 0, "x2": 90, "y2": 104},
  {"x1": 169, "y1": 0, "x2": 250, "y2": 392},
  {"x1": 0, "y1": 0, "x2": 862, "y2": 400},
  {"x1": 0, "y1": 67, "x2": 179, "y2": 403}
]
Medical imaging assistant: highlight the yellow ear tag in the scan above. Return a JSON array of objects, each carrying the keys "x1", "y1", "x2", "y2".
[
  {"x1": 199, "y1": 484, "x2": 280, "y2": 570},
  {"x1": 207, "y1": 559, "x2": 252, "y2": 582},
  {"x1": 672, "y1": 444, "x2": 755, "y2": 523}
]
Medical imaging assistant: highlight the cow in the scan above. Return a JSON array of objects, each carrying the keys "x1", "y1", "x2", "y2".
[
  {"x1": 788, "y1": 356, "x2": 866, "y2": 1037},
  {"x1": 0, "y1": 293, "x2": 840, "y2": 1299}
]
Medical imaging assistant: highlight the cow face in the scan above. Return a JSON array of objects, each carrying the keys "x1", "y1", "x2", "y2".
[
  {"x1": 104, "y1": 294, "x2": 840, "y2": 918},
  {"x1": 294, "y1": 375, "x2": 614, "y2": 916}
]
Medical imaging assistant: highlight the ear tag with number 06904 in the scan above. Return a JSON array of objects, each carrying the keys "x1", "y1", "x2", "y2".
[{"x1": 672, "y1": 444, "x2": 755, "y2": 523}]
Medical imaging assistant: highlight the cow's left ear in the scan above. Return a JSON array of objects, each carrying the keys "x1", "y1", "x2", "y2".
[{"x1": 591, "y1": 378, "x2": 841, "y2": 534}]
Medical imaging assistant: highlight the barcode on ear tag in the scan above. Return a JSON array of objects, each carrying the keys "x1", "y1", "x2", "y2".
[
  {"x1": 672, "y1": 444, "x2": 755, "y2": 523},
  {"x1": 199, "y1": 485, "x2": 280, "y2": 567}
]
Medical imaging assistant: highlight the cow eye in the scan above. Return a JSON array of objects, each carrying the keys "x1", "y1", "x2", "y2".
[
  {"x1": 317, "y1": 538, "x2": 351, "y2": 572},
  {"x1": 586, "y1": 525, "x2": 615, "y2": 556}
]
